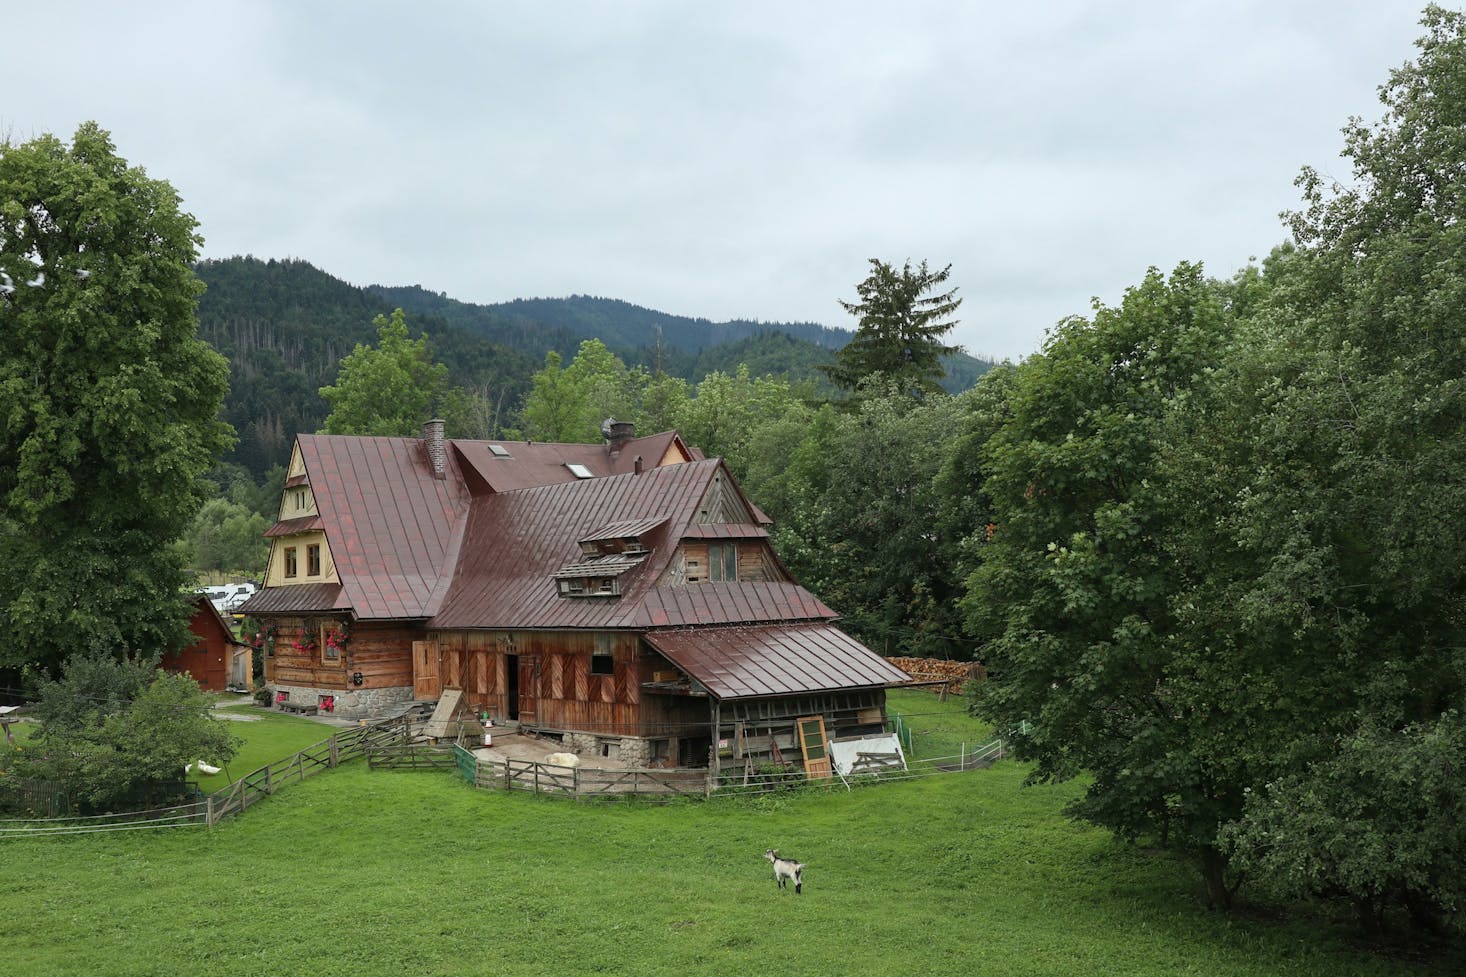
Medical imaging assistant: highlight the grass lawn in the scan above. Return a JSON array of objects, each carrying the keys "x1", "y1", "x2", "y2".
[
  {"x1": 0, "y1": 691, "x2": 1450, "y2": 977},
  {"x1": 194, "y1": 700, "x2": 341, "y2": 793}
]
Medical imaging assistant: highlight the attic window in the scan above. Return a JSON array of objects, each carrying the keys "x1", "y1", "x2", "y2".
[
  {"x1": 558, "y1": 577, "x2": 619, "y2": 597},
  {"x1": 566, "y1": 463, "x2": 593, "y2": 479},
  {"x1": 488, "y1": 444, "x2": 511, "y2": 458}
]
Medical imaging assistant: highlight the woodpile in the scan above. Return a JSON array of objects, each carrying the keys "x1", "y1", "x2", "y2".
[{"x1": 886, "y1": 657, "x2": 984, "y2": 695}]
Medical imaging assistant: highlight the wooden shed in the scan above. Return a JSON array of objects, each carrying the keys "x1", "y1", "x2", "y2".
[{"x1": 160, "y1": 595, "x2": 250, "y2": 692}]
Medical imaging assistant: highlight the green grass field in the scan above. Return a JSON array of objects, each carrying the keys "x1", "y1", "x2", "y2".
[
  {"x1": 0, "y1": 692, "x2": 1449, "y2": 976},
  {"x1": 195, "y1": 700, "x2": 339, "y2": 792}
]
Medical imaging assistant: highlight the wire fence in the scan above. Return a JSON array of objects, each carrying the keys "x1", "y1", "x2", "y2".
[
  {"x1": 1, "y1": 710, "x2": 1012, "y2": 829},
  {"x1": 0, "y1": 715, "x2": 417, "y2": 839},
  {"x1": 433, "y1": 730, "x2": 1012, "y2": 803},
  {"x1": 0, "y1": 801, "x2": 209, "y2": 838}
]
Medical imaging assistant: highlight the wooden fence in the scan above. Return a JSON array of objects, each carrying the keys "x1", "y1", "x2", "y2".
[
  {"x1": 451, "y1": 746, "x2": 711, "y2": 800},
  {"x1": 204, "y1": 716, "x2": 414, "y2": 826},
  {"x1": 367, "y1": 742, "x2": 458, "y2": 771}
]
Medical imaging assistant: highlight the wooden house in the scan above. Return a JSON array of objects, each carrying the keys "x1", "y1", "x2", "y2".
[
  {"x1": 159, "y1": 595, "x2": 250, "y2": 692},
  {"x1": 242, "y1": 421, "x2": 909, "y2": 770}
]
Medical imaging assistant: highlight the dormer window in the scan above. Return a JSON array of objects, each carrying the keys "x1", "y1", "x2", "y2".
[
  {"x1": 565, "y1": 463, "x2": 593, "y2": 479},
  {"x1": 709, "y1": 543, "x2": 737, "y2": 582},
  {"x1": 554, "y1": 517, "x2": 665, "y2": 598}
]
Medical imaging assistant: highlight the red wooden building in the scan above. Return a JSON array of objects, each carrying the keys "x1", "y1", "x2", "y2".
[
  {"x1": 243, "y1": 421, "x2": 909, "y2": 769},
  {"x1": 159, "y1": 595, "x2": 250, "y2": 692}
]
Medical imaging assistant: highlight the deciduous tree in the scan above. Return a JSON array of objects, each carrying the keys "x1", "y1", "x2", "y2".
[
  {"x1": 9, "y1": 650, "x2": 238, "y2": 808},
  {"x1": 319, "y1": 308, "x2": 450, "y2": 436},
  {"x1": 964, "y1": 264, "x2": 1244, "y2": 904},
  {"x1": 0, "y1": 123, "x2": 232, "y2": 674}
]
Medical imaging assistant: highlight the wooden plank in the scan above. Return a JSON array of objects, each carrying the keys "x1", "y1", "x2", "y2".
[
  {"x1": 796, "y1": 715, "x2": 832, "y2": 780},
  {"x1": 413, "y1": 640, "x2": 441, "y2": 699},
  {"x1": 423, "y1": 687, "x2": 464, "y2": 739}
]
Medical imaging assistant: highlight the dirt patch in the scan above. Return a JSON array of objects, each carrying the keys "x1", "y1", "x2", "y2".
[{"x1": 471, "y1": 731, "x2": 635, "y2": 769}]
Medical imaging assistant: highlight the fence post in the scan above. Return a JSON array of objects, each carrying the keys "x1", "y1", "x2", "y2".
[
  {"x1": 330, "y1": 736, "x2": 339, "y2": 768},
  {"x1": 206, "y1": 795, "x2": 215, "y2": 827},
  {"x1": 265, "y1": 764, "x2": 273, "y2": 795}
]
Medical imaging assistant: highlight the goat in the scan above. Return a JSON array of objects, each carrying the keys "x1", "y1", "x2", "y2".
[{"x1": 764, "y1": 849, "x2": 804, "y2": 895}]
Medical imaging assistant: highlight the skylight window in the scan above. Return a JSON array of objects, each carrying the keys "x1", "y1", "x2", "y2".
[
  {"x1": 566, "y1": 463, "x2": 593, "y2": 479},
  {"x1": 488, "y1": 444, "x2": 511, "y2": 458}
]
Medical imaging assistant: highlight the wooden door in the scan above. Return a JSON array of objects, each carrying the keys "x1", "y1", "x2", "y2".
[
  {"x1": 413, "y1": 640, "x2": 441, "y2": 700},
  {"x1": 517, "y1": 656, "x2": 538, "y2": 724},
  {"x1": 796, "y1": 715, "x2": 832, "y2": 780}
]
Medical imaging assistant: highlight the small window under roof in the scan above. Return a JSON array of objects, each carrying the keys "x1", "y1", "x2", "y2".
[
  {"x1": 566, "y1": 463, "x2": 593, "y2": 479},
  {"x1": 487, "y1": 443, "x2": 511, "y2": 458}
]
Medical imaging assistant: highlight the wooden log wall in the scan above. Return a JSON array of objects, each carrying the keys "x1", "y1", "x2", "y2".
[
  {"x1": 432, "y1": 630, "x2": 700, "y2": 737},
  {"x1": 678, "y1": 541, "x2": 779, "y2": 584},
  {"x1": 264, "y1": 617, "x2": 416, "y2": 690}
]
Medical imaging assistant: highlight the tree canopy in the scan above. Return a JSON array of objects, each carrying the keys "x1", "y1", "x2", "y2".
[
  {"x1": 822, "y1": 258, "x2": 963, "y2": 396},
  {"x1": 0, "y1": 123, "x2": 232, "y2": 675},
  {"x1": 319, "y1": 308, "x2": 450, "y2": 436},
  {"x1": 4, "y1": 650, "x2": 238, "y2": 808},
  {"x1": 952, "y1": 6, "x2": 1466, "y2": 931}
]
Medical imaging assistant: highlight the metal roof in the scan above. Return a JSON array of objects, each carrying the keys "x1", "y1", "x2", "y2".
[
  {"x1": 264, "y1": 515, "x2": 323, "y2": 537},
  {"x1": 624, "y1": 583, "x2": 835, "y2": 628},
  {"x1": 429, "y1": 461, "x2": 837, "y2": 630},
  {"x1": 240, "y1": 582, "x2": 348, "y2": 615},
  {"x1": 644, "y1": 624, "x2": 913, "y2": 700},
  {"x1": 580, "y1": 517, "x2": 669, "y2": 544},
  {"x1": 680, "y1": 523, "x2": 770, "y2": 540},
  {"x1": 293, "y1": 434, "x2": 470, "y2": 620},
  {"x1": 454, "y1": 431, "x2": 691, "y2": 493},
  {"x1": 551, "y1": 553, "x2": 648, "y2": 580},
  {"x1": 247, "y1": 430, "x2": 695, "y2": 622}
]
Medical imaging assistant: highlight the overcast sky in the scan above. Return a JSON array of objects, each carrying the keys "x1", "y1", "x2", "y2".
[{"x1": 3, "y1": 2, "x2": 1437, "y2": 361}]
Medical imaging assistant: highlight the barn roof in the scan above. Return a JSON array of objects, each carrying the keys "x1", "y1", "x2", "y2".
[
  {"x1": 243, "y1": 582, "x2": 349, "y2": 615},
  {"x1": 454, "y1": 430, "x2": 691, "y2": 493},
  {"x1": 643, "y1": 624, "x2": 911, "y2": 700},
  {"x1": 291, "y1": 434, "x2": 470, "y2": 620},
  {"x1": 243, "y1": 430, "x2": 695, "y2": 622},
  {"x1": 428, "y1": 459, "x2": 836, "y2": 630},
  {"x1": 242, "y1": 431, "x2": 894, "y2": 702}
]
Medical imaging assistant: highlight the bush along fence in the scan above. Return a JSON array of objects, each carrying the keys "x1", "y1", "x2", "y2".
[{"x1": 0, "y1": 715, "x2": 417, "y2": 838}]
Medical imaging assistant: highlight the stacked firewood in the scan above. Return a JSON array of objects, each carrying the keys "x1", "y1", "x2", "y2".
[{"x1": 886, "y1": 657, "x2": 984, "y2": 695}]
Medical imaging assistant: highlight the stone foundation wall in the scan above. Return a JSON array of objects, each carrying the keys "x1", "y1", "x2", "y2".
[
  {"x1": 565, "y1": 732, "x2": 652, "y2": 768},
  {"x1": 270, "y1": 684, "x2": 414, "y2": 720}
]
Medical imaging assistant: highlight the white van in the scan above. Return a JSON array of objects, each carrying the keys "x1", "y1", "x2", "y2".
[{"x1": 221, "y1": 583, "x2": 257, "y2": 612}]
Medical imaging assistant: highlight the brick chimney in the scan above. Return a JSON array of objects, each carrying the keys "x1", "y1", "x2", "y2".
[
  {"x1": 422, "y1": 418, "x2": 446, "y2": 479},
  {"x1": 603, "y1": 419, "x2": 636, "y2": 452}
]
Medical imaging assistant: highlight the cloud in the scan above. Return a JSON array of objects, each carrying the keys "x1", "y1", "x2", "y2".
[{"x1": 1, "y1": 0, "x2": 1432, "y2": 360}]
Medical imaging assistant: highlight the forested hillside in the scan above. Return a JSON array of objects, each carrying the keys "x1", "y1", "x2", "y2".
[
  {"x1": 196, "y1": 256, "x2": 993, "y2": 477},
  {"x1": 195, "y1": 258, "x2": 537, "y2": 475}
]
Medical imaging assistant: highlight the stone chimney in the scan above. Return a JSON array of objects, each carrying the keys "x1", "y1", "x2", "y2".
[
  {"x1": 603, "y1": 418, "x2": 636, "y2": 452},
  {"x1": 422, "y1": 418, "x2": 446, "y2": 479},
  {"x1": 634, "y1": 455, "x2": 644, "y2": 475}
]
